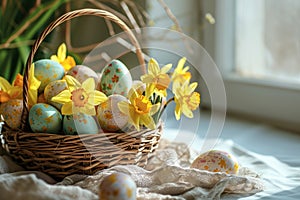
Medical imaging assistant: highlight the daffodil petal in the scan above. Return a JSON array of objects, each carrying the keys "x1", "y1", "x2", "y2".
[
  {"x1": 182, "y1": 104, "x2": 194, "y2": 118},
  {"x1": 161, "y1": 64, "x2": 172, "y2": 74},
  {"x1": 58, "y1": 43, "x2": 67, "y2": 61},
  {"x1": 140, "y1": 74, "x2": 154, "y2": 84},
  {"x1": 82, "y1": 78, "x2": 95, "y2": 93},
  {"x1": 0, "y1": 77, "x2": 12, "y2": 92},
  {"x1": 65, "y1": 75, "x2": 81, "y2": 91},
  {"x1": 145, "y1": 84, "x2": 155, "y2": 98},
  {"x1": 140, "y1": 114, "x2": 155, "y2": 130},
  {"x1": 51, "y1": 90, "x2": 72, "y2": 104},
  {"x1": 177, "y1": 57, "x2": 186, "y2": 70},
  {"x1": 50, "y1": 55, "x2": 60, "y2": 63},
  {"x1": 187, "y1": 82, "x2": 198, "y2": 94},
  {"x1": 118, "y1": 101, "x2": 131, "y2": 115},
  {"x1": 129, "y1": 88, "x2": 139, "y2": 104},
  {"x1": 7, "y1": 86, "x2": 22, "y2": 99},
  {"x1": 182, "y1": 66, "x2": 190, "y2": 73},
  {"x1": 61, "y1": 102, "x2": 73, "y2": 115},
  {"x1": 80, "y1": 105, "x2": 96, "y2": 116},
  {"x1": 88, "y1": 90, "x2": 107, "y2": 105},
  {"x1": 148, "y1": 58, "x2": 160, "y2": 75},
  {"x1": 0, "y1": 91, "x2": 11, "y2": 103},
  {"x1": 29, "y1": 64, "x2": 41, "y2": 90},
  {"x1": 150, "y1": 103, "x2": 161, "y2": 115},
  {"x1": 174, "y1": 99, "x2": 181, "y2": 120},
  {"x1": 28, "y1": 87, "x2": 38, "y2": 106}
]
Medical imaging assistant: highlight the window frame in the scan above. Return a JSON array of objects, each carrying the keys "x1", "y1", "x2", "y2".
[{"x1": 204, "y1": 0, "x2": 300, "y2": 132}]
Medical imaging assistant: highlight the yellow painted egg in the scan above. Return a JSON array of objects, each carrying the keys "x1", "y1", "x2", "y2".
[
  {"x1": 34, "y1": 59, "x2": 65, "y2": 93},
  {"x1": 0, "y1": 99, "x2": 23, "y2": 130},
  {"x1": 97, "y1": 94, "x2": 128, "y2": 132},
  {"x1": 67, "y1": 65, "x2": 99, "y2": 86},
  {"x1": 63, "y1": 113, "x2": 99, "y2": 135},
  {"x1": 99, "y1": 173, "x2": 136, "y2": 200},
  {"x1": 100, "y1": 60, "x2": 132, "y2": 96},
  {"x1": 44, "y1": 80, "x2": 68, "y2": 109},
  {"x1": 29, "y1": 103, "x2": 62, "y2": 133},
  {"x1": 190, "y1": 150, "x2": 239, "y2": 174}
]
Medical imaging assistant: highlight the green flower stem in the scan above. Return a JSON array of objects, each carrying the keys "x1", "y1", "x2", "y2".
[{"x1": 154, "y1": 97, "x2": 175, "y2": 123}]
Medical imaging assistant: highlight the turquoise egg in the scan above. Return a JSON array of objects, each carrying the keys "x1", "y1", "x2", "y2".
[
  {"x1": 100, "y1": 60, "x2": 132, "y2": 96},
  {"x1": 63, "y1": 113, "x2": 99, "y2": 135},
  {"x1": 99, "y1": 173, "x2": 137, "y2": 200},
  {"x1": 34, "y1": 59, "x2": 65, "y2": 93},
  {"x1": 29, "y1": 103, "x2": 62, "y2": 133}
]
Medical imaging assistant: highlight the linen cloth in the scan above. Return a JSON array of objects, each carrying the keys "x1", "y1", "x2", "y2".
[{"x1": 0, "y1": 138, "x2": 298, "y2": 200}]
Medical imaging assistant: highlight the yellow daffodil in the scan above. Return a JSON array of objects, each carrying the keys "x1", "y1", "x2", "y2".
[
  {"x1": 118, "y1": 88, "x2": 160, "y2": 131},
  {"x1": 172, "y1": 57, "x2": 191, "y2": 88},
  {"x1": 0, "y1": 64, "x2": 41, "y2": 106},
  {"x1": 51, "y1": 75, "x2": 107, "y2": 115},
  {"x1": 51, "y1": 43, "x2": 76, "y2": 71},
  {"x1": 0, "y1": 77, "x2": 22, "y2": 103},
  {"x1": 141, "y1": 58, "x2": 172, "y2": 97},
  {"x1": 173, "y1": 80, "x2": 200, "y2": 120},
  {"x1": 28, "y1": 64, "x2": 41, "y2": 107}
]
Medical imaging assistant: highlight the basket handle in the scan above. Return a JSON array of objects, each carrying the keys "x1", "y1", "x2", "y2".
[{"x1": 21, "y1": 8, "x2": 145, "y2": 129}]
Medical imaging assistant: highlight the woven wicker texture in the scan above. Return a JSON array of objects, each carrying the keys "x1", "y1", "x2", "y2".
[{"x1": 1, "y1": 9, "x2": 162, "y2": 180}]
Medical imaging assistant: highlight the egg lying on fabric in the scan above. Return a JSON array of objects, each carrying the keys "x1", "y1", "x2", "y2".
[
  {"x1": 0, "y1": 99, "x2": 23, "y2": 130},
  {"x1": 44, "y1": 80, "x2": 68, "y2": 109},
  {"x1": 99, "y1": 173, "x2": 136, "y2": 200},
  {"x1": 34, "y1": 59, "x2": 65, "y2": 93},
  {"x1": 97, "y1": 94, "x2": 128, "y2": 132},
  {"x1": 190, "y1": 150, "x2": 239, "y2": 174},
  {"x1": 29, "y1": 103, "x2": 62, "y2": 133},
  {"x1": 100, "y1": 60, "x2": 132, "y2": 96},
  {"x1": 63, "y1": 113, "x2": 99, "y2": 135},
  {"x1": 67, "y1": 65, "x2": 99, "y2": 86}
]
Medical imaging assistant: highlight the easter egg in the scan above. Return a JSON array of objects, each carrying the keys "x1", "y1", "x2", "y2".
[
  {"x1": 67, "y1": 65, "x2": 99, "y2": 86},
  {"x1": 99, "y1": 173, "x2": 136, "y2": 200},
  {"x1": 44, "y1": 80, "x2": 68, "y2": 109},
  {"x1": 97, "y1": 94, "x2": 128, "y2": 132},
  {"x1": 190, "y1": 150, "x2": 239, "y2": 174},
  {"x1": 100, "y1": 60, "x2": 132, "y2": 96},
  {"x1": 63, "y1": 113, "x2": 99, "y2": 135},
  {"x1": 0, "y1": 99, "x2": 23, "y2": 130},
  {"x1": 29, "y1": 103, "x2": 62, "y2": 133},
  {"x1": 34, "y1": 59, "x2": 65, "y2": 93}
]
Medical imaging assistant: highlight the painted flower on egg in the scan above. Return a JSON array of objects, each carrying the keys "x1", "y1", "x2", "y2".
[{"x1": 51, "y1": 75, "x2": 107, "y2": 115}]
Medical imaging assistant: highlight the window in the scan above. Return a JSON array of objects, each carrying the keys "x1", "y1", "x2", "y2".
[{"x1": 212, "y1": 0, "x2": 300, "y2": 131}]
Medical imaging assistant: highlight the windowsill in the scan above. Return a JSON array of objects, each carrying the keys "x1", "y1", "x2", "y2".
[
  {"x1": 223, "y1": 73, "x2": 300, "y2": 91},
  {"x1": 163, "y1": 109, "x2": 300, "y2": 167}
]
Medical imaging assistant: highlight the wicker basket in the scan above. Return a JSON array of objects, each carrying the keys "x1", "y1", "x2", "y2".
[{"x1": 0, "y1": 9, "x2": 163, "y2": 180}]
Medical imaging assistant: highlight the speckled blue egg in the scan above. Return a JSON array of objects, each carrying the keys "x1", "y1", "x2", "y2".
[
  {"x1": 29, "y1": 103, "x2": 62, "y2": 133},
  {"x1": 99, "y1": 173, "x2": 136, "y2": 200},
  {"x1": 100, "y1": 60, "x2": 132, "y2": 96},
  {"x1": 34, "y1": 59, "x2": 65, "y2": 93},
  {"x1": 63, "y1": 113, "x2": 99, "y2": 135}
]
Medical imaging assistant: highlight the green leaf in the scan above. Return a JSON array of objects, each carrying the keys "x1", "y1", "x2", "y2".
[{"x1": 24, "y1": 0, "x2": 69, "y2": 39}]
